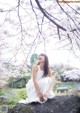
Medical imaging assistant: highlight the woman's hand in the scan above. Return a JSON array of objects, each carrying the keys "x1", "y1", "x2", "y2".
[
  {"x1": 38, "y1": 92, "x2": 45, "y2": 102},
  {"x1": 43, "y1": 92, "x2": 48, "y2": 98}
]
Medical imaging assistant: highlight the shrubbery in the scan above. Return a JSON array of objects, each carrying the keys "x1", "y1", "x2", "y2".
[{"x1": 8, "y1": 76, "x2": 30, "y2": 88}]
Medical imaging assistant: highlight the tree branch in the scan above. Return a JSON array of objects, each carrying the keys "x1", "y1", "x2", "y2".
[{"x1": 35, "y1": 0, "x2": 66, "y2": 31}]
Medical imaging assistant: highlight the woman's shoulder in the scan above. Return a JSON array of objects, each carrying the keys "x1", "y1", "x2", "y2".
[
  {"x1": 48, "y1": 68, "x2": 52, "y2": 72},
  {"x1": 32, "y1": 64, "x2": 39, "y2": 71},
  {"x1": 48, "y1": 68, "x2": 52, "y2": 77}
]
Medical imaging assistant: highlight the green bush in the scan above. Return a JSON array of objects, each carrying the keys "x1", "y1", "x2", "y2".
[
  {"x1": 8, "y1": 76, "x2": 30, "y2": 88},
  {"x1": 0, "y1": 89, "x2": 6, "y2": 96}
]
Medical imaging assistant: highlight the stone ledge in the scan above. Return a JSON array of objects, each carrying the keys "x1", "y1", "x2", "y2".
[{"x1": 8, "y1": 95, "x2": 80, "y2": 113}]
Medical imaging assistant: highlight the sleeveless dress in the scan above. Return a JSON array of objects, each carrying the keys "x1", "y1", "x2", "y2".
[{"x1": 19, "y1": 66, "x2": 55, "y2": 104}]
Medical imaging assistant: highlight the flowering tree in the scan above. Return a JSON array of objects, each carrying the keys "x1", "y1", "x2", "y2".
[{"x1": 0, "y1": 0, "x2": 80, "y2": 65}]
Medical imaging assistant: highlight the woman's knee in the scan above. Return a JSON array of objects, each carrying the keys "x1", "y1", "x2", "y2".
[
  {"x1": 38, "y1": 77, "x2": 51, "y2": 86},
  {"x1": 45, "y1": 77, "x2": 51, "y2": 84}
]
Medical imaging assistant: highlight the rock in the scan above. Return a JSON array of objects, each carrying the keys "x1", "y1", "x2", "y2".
[
  {"x1": 0, "y1": 106, "x2": 8, "y2": 113},
  {"x1": 76, "y1": 106, "x2": 80, "y2": 113},
  {"x1": 0, "y1": 96, "x2": 9, "y2": 104},
  {"x1": 8, "y1": 95, "x2": 80, "y2": 113}
]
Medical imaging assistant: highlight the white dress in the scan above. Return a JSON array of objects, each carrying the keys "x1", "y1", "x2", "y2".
[{"x1": 19, "y1": 66, "x2": 55, "y2": 104}]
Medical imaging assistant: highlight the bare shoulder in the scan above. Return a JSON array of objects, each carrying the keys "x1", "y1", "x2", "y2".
[
  {"x1": 32, "y1": 64, "x2": 38, "y2": 71},
  {"x1": 48, "y1": 68, "x2": 52, "y2": 77},
  {"x1": 49, "y1": 68, "x2": 52, "y2": 73}
]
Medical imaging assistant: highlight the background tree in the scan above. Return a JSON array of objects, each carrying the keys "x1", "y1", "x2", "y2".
[
  {"x1": 0, "y1": 0, "x2": 80, "y2": 66},
  {"x1": 30, "y1": 53, "x2": 38, "y2": 66}
]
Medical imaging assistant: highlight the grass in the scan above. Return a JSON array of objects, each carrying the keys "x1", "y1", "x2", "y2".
[
  {"x1": 0, "y1": 82, "x2": 76, "y2": 106},
  {"x1": 54, "y1": 82, "x2": 77, "y2": 96},
  {"x1": 0, "y1": 88, "x2": 27, "y2": 106},
  {"x1": 54, "y1": 82, "x2": 75, "y2": 90},
  {"x1": 0, "y1": 88, "x2": 27, "y2": 113}
]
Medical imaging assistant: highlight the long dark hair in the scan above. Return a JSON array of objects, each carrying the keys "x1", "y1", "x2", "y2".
[{"x1": 39, "y1": 53, "x2": 49, "y2": 77}]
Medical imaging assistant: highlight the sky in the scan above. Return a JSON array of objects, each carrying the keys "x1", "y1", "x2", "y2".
[
  {"x1": 0, "y1": 0, "x2": 80, "y2": 69},
  {"x1": 35, "y1": 41, "x2": 80, "y2": 69}
]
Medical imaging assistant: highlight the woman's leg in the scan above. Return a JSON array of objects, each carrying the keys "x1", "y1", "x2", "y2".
[
  {"x1": 38, "y1": 77, "x2": 55, "y2": 99},
  {"x1": 38, "y1": 77, "x2": 51, "y2": 95}
]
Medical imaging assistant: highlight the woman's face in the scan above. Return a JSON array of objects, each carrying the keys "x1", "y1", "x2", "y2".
[{"x1": 38, "y1": 55, "x2": 45, "y2": 63}]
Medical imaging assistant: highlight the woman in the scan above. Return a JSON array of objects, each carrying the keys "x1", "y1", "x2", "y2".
[{"x1": 19, "y1": 53, "x2": 55, "y2": 104}]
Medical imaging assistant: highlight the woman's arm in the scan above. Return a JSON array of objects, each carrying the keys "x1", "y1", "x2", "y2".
[
  {"x1": 32, "y1": 65, "x2": 41, "y2": 94},
  {"x1": 32, "y1": 65, "x2": 45, "y2": 102}
]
